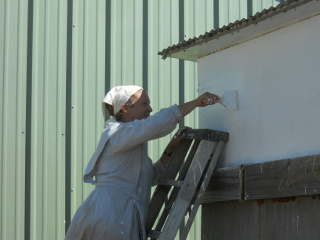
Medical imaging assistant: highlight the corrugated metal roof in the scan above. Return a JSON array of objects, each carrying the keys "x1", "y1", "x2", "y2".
[{"x1": 159, "y1": 0, "x2": 313, "y2": 60}]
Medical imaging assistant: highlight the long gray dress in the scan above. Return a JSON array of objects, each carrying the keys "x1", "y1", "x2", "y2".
[{"x1": 65, "y1": 105, "x2": 183, "y2": 240}]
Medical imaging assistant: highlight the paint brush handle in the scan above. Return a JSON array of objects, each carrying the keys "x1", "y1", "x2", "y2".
[{"x1": 201, "y1": 96, "x2": 219, "y2": 105}]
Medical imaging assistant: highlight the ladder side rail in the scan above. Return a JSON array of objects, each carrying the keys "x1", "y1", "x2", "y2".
[
  {"x1": 148, "y1": 230, "x2": 161, "y2": 239},
  {"x1": 146, "y1": 139, "x2": 192, "y2": 231},
  {"x1": 153, "y1": 140, "x2": 201, "y2": 234},
  {"x1": 180, "y1": 141, "x2": 226, "y2": 240},
  {"x1": 162, "y1": 139, "x2": 193, "y2": 179},
  {"x1": 158, "y1": 140, "x2": 217, "y2": 240},
  {"x1": 176, "y1": 140, "x2": 201, "y2": 181}
]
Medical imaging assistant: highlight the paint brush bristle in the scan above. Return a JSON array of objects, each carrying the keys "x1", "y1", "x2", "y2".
[{"x1": 219, "y1": 90, "x2": 239, "y2": 110}]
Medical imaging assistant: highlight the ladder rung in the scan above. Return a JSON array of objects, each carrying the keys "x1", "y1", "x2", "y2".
[
  {"x1": 159, "y1": 179, "x2": 184, "y2": 187},
  {"x1": 148, "y1": 230, "x2": 161, "y2": 239}
]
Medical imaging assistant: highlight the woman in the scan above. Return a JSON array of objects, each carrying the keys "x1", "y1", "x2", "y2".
[{"x1": 65, "y1": 85, "x2": 220, "y2": 240}]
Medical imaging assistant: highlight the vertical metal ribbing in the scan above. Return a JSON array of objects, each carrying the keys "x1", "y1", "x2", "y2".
[
  {"x1": 214, "y1": 0, "x2": 220, "y2": 29},
  {"x1": 178, "y1": 2, "x2": 185, "y2": 236},
  {"x1": 142, "y1": 0, "x2": 148, "y2": 91},
  {"x1": 104, "y1": 0, "x2": 111, "y2": 121},
  {"x1": 25, "y1": 0, "x2": 34, "y2": 239},
  {"x1": 179, "y1": 0, "x2": 184, "y2": 127},
  {"x1": 247, "y1": 0, "x2": 253, "y2": 18},
  {"x1": 65, "y1": 0, "x2": 73, "y2": 233}
]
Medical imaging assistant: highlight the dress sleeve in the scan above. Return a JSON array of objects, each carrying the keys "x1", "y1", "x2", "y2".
[{"x1": 109, "y1": 104, "x2": 183, "y2": 153}]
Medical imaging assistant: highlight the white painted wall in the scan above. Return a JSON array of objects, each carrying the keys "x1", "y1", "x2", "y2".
[{"x1": 198, "y1": 14, "x2": 320, "y2": 168}]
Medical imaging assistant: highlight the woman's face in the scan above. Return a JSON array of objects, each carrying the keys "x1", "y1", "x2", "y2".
[{"x1": 126, "y1": 90, "x2": 153, "y2": 121}]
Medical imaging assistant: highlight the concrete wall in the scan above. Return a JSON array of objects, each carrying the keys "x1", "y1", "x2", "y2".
[{"x1": 198, "y1": 13, "x2": 320, "y2": 168}]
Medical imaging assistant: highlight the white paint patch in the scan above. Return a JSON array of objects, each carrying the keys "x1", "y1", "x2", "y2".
[
  {"x1": 198, "y1": 14, "x2": 320, "y2": 167},
  {"x1": 219, "y1": 90, "x2": 239, "y2": 110}
]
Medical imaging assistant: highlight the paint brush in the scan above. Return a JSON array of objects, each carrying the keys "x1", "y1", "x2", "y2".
[{"x1": 218, "y1": 89, "x2": 239, "y2": 110}]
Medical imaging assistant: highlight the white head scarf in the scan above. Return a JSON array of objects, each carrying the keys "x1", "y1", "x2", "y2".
[{"x1": 102, "y1": 85, "x2": 143, "y2": 119}]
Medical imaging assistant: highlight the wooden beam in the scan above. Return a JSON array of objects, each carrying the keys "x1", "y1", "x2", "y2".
[
  {"x1": 245, "y1": 155, "x2": 320, "y2": 200},
  {"x1": 203, "y1": 154, "x2": 320, "y2": 203},
  {"x1": 202, "y1": 166, "x2": 243, "y2": 203}
]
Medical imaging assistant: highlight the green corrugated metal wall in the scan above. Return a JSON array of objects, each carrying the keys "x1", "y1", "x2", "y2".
[
  {"x1": 1, "y1": 0, "x2": 28, "y2": 239},
  {"x1": 0, "y1": 0, "x2": 283, "y2": 239}
]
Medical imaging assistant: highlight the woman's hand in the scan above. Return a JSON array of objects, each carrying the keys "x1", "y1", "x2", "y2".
[
  {"x1": 195, "y1": 92, "x2": 220, "y2": 107},
  {"x1": 165, "y1": 126, "x2": 191, "y2": 154},
  {"x1": 178, "y1": 92, "x2": 220, "y2": 117}
]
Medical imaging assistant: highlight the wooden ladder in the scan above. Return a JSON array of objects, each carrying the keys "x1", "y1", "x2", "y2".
[{"x1": 146, "y1": 129, "x2": 229, "y2": 240}]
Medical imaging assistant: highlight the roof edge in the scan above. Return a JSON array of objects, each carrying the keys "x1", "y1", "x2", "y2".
[{"x1": 158, "y1": 0, "x2": 313, "y2": 60}]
